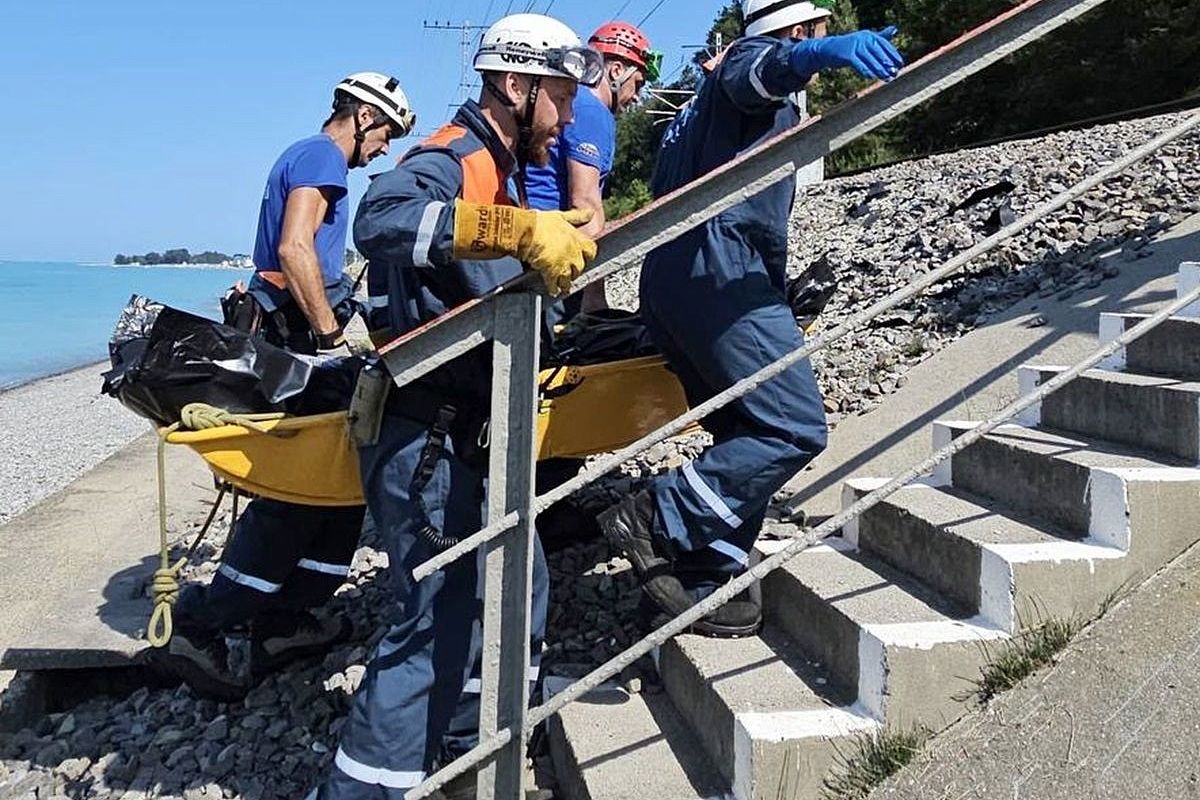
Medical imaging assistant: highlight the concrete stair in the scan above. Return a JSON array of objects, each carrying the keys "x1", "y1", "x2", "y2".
[
  {"x1": 547, "y1": 679, "x2": 729, "y2": 800},
  {"x1": 1018, "y1": 367, "x2": 1200, "y2": 461},
  {"x1": 844, "y1": 482, "x2": 1125, "y2": 633},
  {"x1": 550, "y1": 261, "x2": 1200, "y2": 799},
  {"x1": 658, "y1": 625, "x2": 867, "y2": 800},
  {"x1": 758, "y1": 539, "x2": 1004, "y2": 729}
]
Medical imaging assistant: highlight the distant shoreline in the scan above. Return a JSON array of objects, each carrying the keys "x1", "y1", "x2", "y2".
[
  {"x1": 0, "y1": 359, "x2": 109, "y2": 396},
  {"x1": 107, "y1": 262, "x2": 253, "y2": 271}
]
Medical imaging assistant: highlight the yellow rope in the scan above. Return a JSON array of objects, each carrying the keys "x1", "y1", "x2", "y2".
[
  {"x1": 179, "y1": 403, "x2": 285, "y2": 434},
  {"x1": 145, "y1": 403, "x2": 287, "y2": 647},
  {"x1": 147, "y1": 427, "x2": 182, "y2": 648}
]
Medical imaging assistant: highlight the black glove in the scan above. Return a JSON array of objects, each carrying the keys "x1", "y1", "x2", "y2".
[{"x1": 314, "y1": 327, "x2": 348, "y2": 355}]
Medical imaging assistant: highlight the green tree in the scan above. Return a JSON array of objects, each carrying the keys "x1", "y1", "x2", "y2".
[
  {"x1": 805, "y1": 0, "x2": 909, "y2": 174},
  {"x1": 604, "y1": 103, "x2": 665, "y2": 219},
  {"x1": 193, "y1": 251, "x2": 231, "y2": 264},
  {"x1": 895, "y1": 0, "x2": 1200, "y2": 155}
]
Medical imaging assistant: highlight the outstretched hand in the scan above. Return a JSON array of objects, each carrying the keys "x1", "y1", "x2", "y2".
[{"x1": 789, "y1": 27, "x2": 904, "y2": 83}]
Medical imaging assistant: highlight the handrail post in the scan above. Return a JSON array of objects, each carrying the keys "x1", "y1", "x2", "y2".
[{"x1": 477, "y1": 291, "x2": 542, "y2": 800}]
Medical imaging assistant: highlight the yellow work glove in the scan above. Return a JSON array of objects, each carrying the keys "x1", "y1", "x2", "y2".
[{"x1": 452, "y1": 200, "x2": 597, "y2": 296}]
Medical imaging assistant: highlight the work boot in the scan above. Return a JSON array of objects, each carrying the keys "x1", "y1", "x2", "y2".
[
  {"x1": 598, "y1": 490, "x2": 694, "y2": 619},
  {"x1": 152, "y1": 628, "x2": 249, "y2": 702},
  {"x1": 640, "y1": 589, "x2": 762, "y2": 639},
  {"x1": 251, "y1": 610, "x2": 352, "y2": 677}
]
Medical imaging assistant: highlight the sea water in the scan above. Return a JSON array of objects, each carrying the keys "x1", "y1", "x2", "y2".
[{"x1": 0, "y1": 261, "x2": 250, "y2": 389}]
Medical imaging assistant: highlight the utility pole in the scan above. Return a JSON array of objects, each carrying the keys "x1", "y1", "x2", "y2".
[{"x1": 423, "y1": 20, "x2": 489, "y2": 109}]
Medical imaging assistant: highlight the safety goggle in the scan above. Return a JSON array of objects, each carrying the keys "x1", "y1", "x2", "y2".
[
  {"x1": 544, "y1": 46, "x2": 606, "y2": 87},
  {"x1": 481, "y1": 42, "x2": 605, "y2": 87}
]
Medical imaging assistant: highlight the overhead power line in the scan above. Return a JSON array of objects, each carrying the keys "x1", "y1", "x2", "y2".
[
  {"x1": 637, "y1": 0, "x2": 670, "y2": 26},
  {"x1": 607, "y1": 0, "x2": 635, "y2": 21},
  {"x1": 424, "y1": 20, "x2": 490, "y2": 109}
]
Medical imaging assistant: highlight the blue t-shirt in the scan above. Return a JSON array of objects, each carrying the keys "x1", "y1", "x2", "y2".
[
  {"x1": 525, "y1": 88, "x2": 615, "y2": 211},
  {"x1": 252, "y1": 134, "x2": 349, "y2": 285}
]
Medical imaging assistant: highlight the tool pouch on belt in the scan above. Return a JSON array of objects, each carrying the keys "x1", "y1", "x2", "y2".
[{"x1": 348, "y1": 364, "x2": 390, "y2": 448}]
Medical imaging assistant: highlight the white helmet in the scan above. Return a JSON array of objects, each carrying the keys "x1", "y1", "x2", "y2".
[
  {"x1": 334, "y1": 72, "x2": 417, "y2": 136},
  {"x1": 474, "y1": 13, "x2": 604, "y2": 87},
  {"x1": 742, "y1": 0, "x2": 833, "y2": 37}
]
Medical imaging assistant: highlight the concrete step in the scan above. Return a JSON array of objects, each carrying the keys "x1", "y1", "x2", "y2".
[
  {"x1": 934, "y1": 422, "x2": 1200, "y2": 573},
  {"x1": 1017, "y1": 366, "x2": 1200, "y2": 463},
  {"x1": 546, "y1": 678, "x2": 731, "y2": 800},
  {"x1": 842, "y1": 481, "x2": 1125, "y2": 633},
  {"x1": 657, "y1": 625, "x2": 874, "y2": 800},
  {"x1": 757, "y1": 539, "x2": 1006, "y2": 730},
  {"x1": 1099, "y1": 312, "x2": 1200, "y2": 381}
]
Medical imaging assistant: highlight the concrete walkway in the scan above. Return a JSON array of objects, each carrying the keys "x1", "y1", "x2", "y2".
[
  {"x1": 780, "y1": 211, "x2": 1200, "y2": 519},
  {"x1": 872, "y1": 540, "x2": 1200, "y2": 800},
  {"x1": 0, "y1": 433, "x2": 214, "y2": 670}
]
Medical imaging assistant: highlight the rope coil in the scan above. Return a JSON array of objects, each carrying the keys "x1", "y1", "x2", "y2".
[{"x1": 146, "y1": 403, "x2": 285, "y2": 647}]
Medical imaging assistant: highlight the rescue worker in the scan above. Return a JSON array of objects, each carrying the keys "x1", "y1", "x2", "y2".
[
  {"x1": 599, "y1": 0, "x2": 905, "y2": 637},
  {"x1": 525, "y1": 21, "x2": 660, "y2": 316},
  {"x1": 163, "y1": 73, "x2": 416, "y2": 700},
  {"x1": 309, "y1": 14, "x2": 600, "y2": 798}
]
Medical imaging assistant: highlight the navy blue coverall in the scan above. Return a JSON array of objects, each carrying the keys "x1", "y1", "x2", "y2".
[
  {"x1": 173, "y1": 261, "x2": 366, "y2": 642},
  {"x1": 315, "y1": 100, "x2": 547, "y2": 798},
  {"x1": 640, "y1": 36, "x2": 829, "y2": 591}
]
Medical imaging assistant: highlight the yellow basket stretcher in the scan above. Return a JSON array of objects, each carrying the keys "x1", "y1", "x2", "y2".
[{"x1": 163, "y1": 355, "x2": 691, "y2": 507}]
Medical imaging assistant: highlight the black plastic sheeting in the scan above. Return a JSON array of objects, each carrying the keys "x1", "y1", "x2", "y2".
[
  {"x1": 787, "y1": 255, "x2": 840, "y2": 329},
  {"x1": 544, "y1": 309, "x2": 660, "y2": 367},
  {"x1": 102, "y1": 295, "x2": 361, "y2": 427}
]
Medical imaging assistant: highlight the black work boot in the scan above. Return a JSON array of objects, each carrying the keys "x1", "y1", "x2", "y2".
[
  {"x1": 640, "y1": 588, "x2": 763, "y2": 639},
  {"x1": 152, "y1": 628, "x2": 249, "y2": 702},
  {"x1": 251, "y1": 610, "x2": 352, "y2": 677},
  {"x1": 598, "y1": 490, "x2": 694, "y2": 619}
]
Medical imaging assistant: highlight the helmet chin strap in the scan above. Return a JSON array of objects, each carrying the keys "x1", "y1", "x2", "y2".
[
  {"x1": 485, "y1": 75, "x2": 540, "y2": 207},
  {"x1": 350, "y1": 112, "x2": 366, "y2": 167},
  {"x1": 349, "y1": 107, "x2": 391, "y2": 167},
  {"x1": 606, "y1": 65, "x2": 636, "y2": 114}
]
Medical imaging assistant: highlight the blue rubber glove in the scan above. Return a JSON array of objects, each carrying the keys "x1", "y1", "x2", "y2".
[{"x1": 788, "y1": 26, "x2": 904, "y2": 82}]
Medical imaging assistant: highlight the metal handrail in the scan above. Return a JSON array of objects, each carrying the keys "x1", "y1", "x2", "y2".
[
  {"x1": 362, "y1": 0, "x2": 1178, "y2": 796},
  {"x1": 406, "y1": 278, "x2": 1200, "y2": 798},
  {"x1": 401, "y1": 96, "x2": 1200, "y2": 800},
  {"x1": 411, "y1": 110, "x2": 1200, "y2": 581}
]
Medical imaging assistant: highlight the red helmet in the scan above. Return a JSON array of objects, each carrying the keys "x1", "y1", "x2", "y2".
[{"x1": 589, "y1": 22, "x2": 661, "y2": 81}]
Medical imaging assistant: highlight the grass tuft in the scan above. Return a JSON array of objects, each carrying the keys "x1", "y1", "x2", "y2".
[
  {"x1": 974, "y1": 617, "x2": 1079, "y2": 703},
  {"x1": 902, "y1": 333, "x2": 928, "y2": 358},
  {"x1": 821, "y1": 727, "x2": 930, "y2": 800}
]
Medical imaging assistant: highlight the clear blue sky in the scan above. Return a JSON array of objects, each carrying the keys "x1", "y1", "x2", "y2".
[{"x1": 0, "y1": 0, "x2": 712, "y2": 263}]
